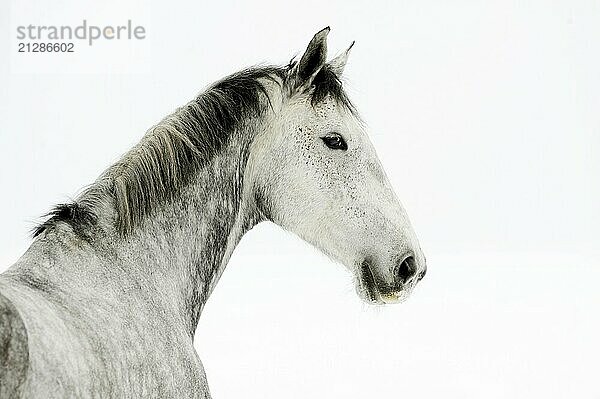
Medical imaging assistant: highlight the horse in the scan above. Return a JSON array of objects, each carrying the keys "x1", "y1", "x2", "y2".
[{"x1": 0, "y1": 27, "x2": 426, "y2": 398}]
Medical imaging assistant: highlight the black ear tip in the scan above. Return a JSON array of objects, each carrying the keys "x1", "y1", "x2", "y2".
[{"x1": 315, "y1": 26, "x2": 331, "y2": 38}]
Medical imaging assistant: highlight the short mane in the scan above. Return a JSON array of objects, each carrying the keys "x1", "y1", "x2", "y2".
[{"x1": 34, "y1": 64, "x2": 354, "y2": 238}]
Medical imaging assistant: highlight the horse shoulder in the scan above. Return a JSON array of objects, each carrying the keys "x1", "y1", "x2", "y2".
[{"x1": 0, "y1": 290, "x2": 29, "y2": 398}]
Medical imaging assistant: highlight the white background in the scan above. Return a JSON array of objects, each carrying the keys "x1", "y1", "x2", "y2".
[{"x1": 1, "y1": 0, "x2": 599, "y2": 397}]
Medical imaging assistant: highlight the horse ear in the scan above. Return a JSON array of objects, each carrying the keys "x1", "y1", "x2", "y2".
[
  {"x1": 329, "y1": 41, "x2": 354, "y2": 77},
  {"x1": 290, "y1": 27, "x2": 330, "y2": 91}
]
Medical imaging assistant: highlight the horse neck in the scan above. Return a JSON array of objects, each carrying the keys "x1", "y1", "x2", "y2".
[
  {"x1": 106, "y1": 127, "x2": 262, "y2": 336},
  {"x1": 15, "y1": 122, "x2": 265, "y2": 338},
  {"x1": 13, "y1": 76, "x2": 283, "y2": 338}
]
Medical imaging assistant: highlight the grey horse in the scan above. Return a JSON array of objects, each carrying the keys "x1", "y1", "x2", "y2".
[{"x1": 0, "y1": 28, "x2": 426, "y2": 398}]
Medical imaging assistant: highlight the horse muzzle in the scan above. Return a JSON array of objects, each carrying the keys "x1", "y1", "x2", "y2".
[{"x1": 357, "y1": 254, "x2": 426, "y2": 305}]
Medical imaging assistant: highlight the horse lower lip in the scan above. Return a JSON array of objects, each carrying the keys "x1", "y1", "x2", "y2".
[{"x1": 380, "y1": 292, "x2": 402, "y2": 304}]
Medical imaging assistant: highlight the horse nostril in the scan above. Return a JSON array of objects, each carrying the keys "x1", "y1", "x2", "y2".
[{"x1": 396, "y1": 256, "x2": 417, "y2": 284}]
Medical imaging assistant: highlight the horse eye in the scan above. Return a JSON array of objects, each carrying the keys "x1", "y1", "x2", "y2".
[{"x1": 321, "y1": 134, "x2": 348, "y2": 151}]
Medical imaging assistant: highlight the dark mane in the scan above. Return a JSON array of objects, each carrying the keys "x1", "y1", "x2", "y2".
[
  {"x1": 32, "y1": 203, "x2": 97, "y2": 239},
  {"x1": 310, "y1": 64, "x2": 355, "y2": 112},
  {"x1": 33, "y1": 63, "x2": 354, "y2": 238},
  {"x1": 109, "y1": 66, "x2": 287, "y2": 235}
]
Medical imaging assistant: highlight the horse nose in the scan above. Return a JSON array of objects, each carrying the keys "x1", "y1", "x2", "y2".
[{"x1": 395, "y1": 255, "x2": 417, "y2": 285}]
